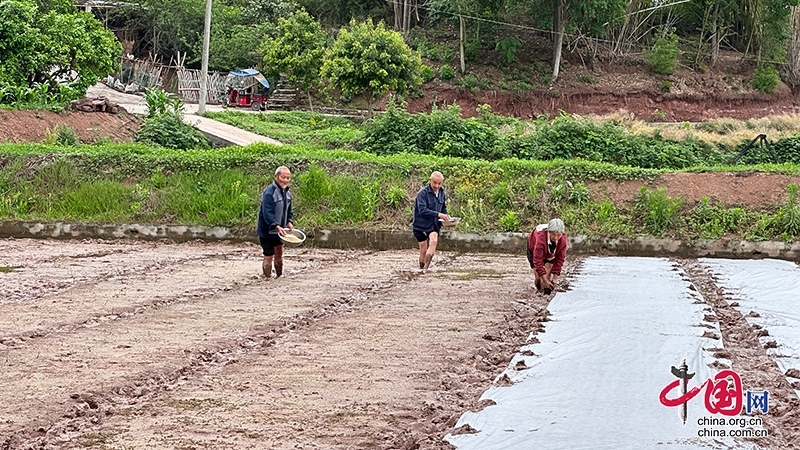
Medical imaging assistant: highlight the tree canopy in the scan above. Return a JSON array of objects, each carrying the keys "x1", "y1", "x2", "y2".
[
  {"x1": 321, "y1": 19, "x2": 422, "y2": 115},
  {"x1": 261, "y1": 9, "x2": 326, "y2": 109},
  {"x1": 0, "y1": 0, "x2": 121, "y2": 104}
]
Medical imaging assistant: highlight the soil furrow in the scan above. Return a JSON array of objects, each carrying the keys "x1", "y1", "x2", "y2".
[
  {"x1": 679, "y1": 259, "x2": 800, "y2": 449},
  {"x1": 34, "y1": 254, "x2": 580, "y2": 450},
  {"x1": 0, "y1": 249, "x2": 414, "y2": 448},
  {"x1": 0, "y1": 247, "x2": 364, "y2": 343},
  {"x1": 0, "y1": 239, "x2": 252, "y2": 305}
]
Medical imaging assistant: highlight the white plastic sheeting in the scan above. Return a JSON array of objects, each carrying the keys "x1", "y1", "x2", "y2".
[
  {"x1": 446, "y1": 257, "x2": 763, "y2": 450},
  {"x1": 701, "y1": 258, "x2": 800, "y2": 398}
]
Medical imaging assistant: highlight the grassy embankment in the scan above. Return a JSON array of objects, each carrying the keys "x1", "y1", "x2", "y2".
[{"x1": 1, "y1": 109, "x2": 799, "y2": 242}]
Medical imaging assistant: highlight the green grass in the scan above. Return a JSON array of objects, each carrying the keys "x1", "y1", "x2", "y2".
[
  {"x1": 204, "y1": 111, "x2": 363, "y2": 149},
  {"x1": 2, "y1": 131, "x2": 800, "y2": 240}
]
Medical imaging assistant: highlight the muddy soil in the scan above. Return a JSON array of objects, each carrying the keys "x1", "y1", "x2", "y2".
[
  {"x1": 2, "y1": 239, "x2": 798, "y2": 449},
  {"x1": 0, "y1": 238, "x2": 558, "y2": 449}
]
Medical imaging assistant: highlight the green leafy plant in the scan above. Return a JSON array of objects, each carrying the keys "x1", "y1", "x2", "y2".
[
  {"x1": 460, "y1": 73, "x2": 479, "y2": 94},
  {"x1": 135, "y1": 112, "x2": 210, "y2": 150},
  {"x1": 143, "y1": 87, "x2": 174, "y2": 118},
  {"x1": 568, "y1": 182, "x2": 591, "y2": 205},
  {"x1": 439, "y1": 64, "x2": 455, "y2": 81},
  {"x1": 361, "y1": 181, "x2": 380, "y2": 221},
  {"x1": 646, "y1": 31, "x2": 680, "y2": 75},
  {"x1": 499, "y1": 210, "x2": 521, "y2": 232},
  {"x1": 752, "y1": 65, "x2": 780, "y2": 93},
  {"x1": 580, "y1": 74, "x2": 598, "y2": 85},
  {"x1": 686, "y1": 197, "x2": 752, "y2": 239},
  {"x1": 385, "y1": 185, "x2": 406, "y2": 208},
  {"x1": 419, "y1": 65, "x2": 435, "y2": 83},
  {"x1": 495, "y1": 37, "x2": 521, "y2": 64},
  {"x1": 778, "y1": 183, "x2": 800, "y2": 237},
  {"x1": 43, "y1": 124, "x2": 79, "y2": 146},
  {"x1": 636, "y1": 187, "x2": 683, "y2": 235},
  {"x1": 595, "y1": 198, "x2": 615, "y2": 222},
  {"x1": 491, "y1": 182, "x2": 513, "y2": 209},
  {"x1": 295, "y1": 162, "x2": 332, "y2": 203},
  {"x1": 660, "y1": 80, "x2": 672, "y2": 92}
]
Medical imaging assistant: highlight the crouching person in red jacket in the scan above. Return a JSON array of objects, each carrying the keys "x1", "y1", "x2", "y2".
[{"x1": 527, "y1": 218, "x2": 567, "y2": 294}]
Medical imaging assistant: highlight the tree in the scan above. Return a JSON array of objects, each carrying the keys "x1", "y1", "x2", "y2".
[
  {"x1": 108, "y1": 0, "x2": 205, "y2": 64},
  {"x1": 789, "y1": 5, "x2": 800, "y2": 86},
  {"x1": 0, "y1": 0, "x2": 121, "y2": 103},
  {"x1": 208, "y1": 23, "x2": 270, "y2": 72},
  {"x1": 296, "y1": 0, "x2": 385, "y2": 28},
  {"x1": 0, "y1": 0, "x2": 39, "y2": 85},
  {"x1": 511, "y1": 0, "x2": 625, "y2": 80},
  {"x1": 241, "y1": 0, "x2": 299, "y2": 23},
  {"x1": 261, "y1": 9, "x2": 326, "y2": 110},
  {"x1": 35, "y1": 10, "x2": 123, "y2": 93},
  {"x1": 321, "y1": 19, "x2": 422, "y2": 116}
]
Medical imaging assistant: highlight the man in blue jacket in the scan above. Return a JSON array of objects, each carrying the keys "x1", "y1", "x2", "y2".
[
  {"x1": 412, "y1": 171, "x2": 450, "y2": 271},
  {"x1": 257, "y1": 166, "x2": 294, "y2": 279}
]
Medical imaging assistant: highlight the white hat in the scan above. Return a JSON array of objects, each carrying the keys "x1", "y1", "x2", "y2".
[{"x1": 548, "y1": 218, "x2": 565, "y2": 233}]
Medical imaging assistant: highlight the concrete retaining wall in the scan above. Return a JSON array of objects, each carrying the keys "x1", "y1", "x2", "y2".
[{"x1": 1, "y1": 220, "x2": 798, "y2": 261}]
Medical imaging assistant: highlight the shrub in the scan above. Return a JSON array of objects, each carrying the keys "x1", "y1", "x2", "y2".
[
  {"x1": 419, "y1": 65, "x2": 435, "y2": 83},
  {"x1": 499, "y1": 210, "x2": 521, "y2": 232},
  {"x1": 646, "y1": 32, "x2": 680, "y2": 75},
  {"x1": 135, "y1": 112, "x2": 211, "y2": 150},
  {"x1": 660, "y1": 80, "x2": 672, "y2": 92},
  {"x1": 460, "y1": 73, "x2": 479, "y2": 93},
  {"x1": 753, "y1": 65, "x2": 780, "y2": 93},
  {"x1": 44, "y1": 124, "x2": 79, "y2": 146},
  {"x1": 636, "y1": 187, "x2": 683, "y2": 235},
  {"x1": 491, "y1": 182, "x2": 513, "y2": 209},
  {"x1": 686, "y1": 198, "x2": 752, "y2": 239},
  {"x1": 778, "y1": 183, "x2": 800, "y2": 237},
  {"x1": 495, "y1": 37, "x2": 521, "y2": 64},
  {"x1": 771, "y1": 136, "x2": 800, "y2": 164},
  {"x1": 439, "y1": 64, "x2": 455, "y2": 81},
  {"x1": 385, "y1": 185, "x2": 406, "y2": 208},
  {"x1": 510, "y1": 113, "x2": 725, "y2": 169},
  {"x1": 358, "y1": 101, "x2": 507, "y2": 160}
]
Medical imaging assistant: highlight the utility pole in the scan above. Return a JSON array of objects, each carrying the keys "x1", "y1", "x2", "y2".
[{"x1": 198, "y1": 0, "x2": 212, "y2": 114}]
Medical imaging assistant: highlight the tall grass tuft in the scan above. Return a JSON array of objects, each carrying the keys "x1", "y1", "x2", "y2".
[
  {"x1": 779, "y1": 183, "x2": 800, "y2": 237},
  {"x1": 636, "y1": 187, "x2": 683, "y2": 235}
]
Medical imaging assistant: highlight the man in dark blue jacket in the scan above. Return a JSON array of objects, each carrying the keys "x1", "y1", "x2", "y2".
[
  {"x1": 257, "y1": 166, "x2": 294, "y2": 278},
  {"x1": 412, "y1": 171, "x2": 450, "y2": 271}
]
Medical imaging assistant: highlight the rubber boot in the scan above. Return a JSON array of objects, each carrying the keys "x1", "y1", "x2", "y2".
[
  {"x1": 262, "y1": 256, "x2": 273, "y2": 278},
  {"x1": 274, "y1": 260, "x2": 283, "y2": 278},
  {"x1": 423, "y1": 253, "x2": 434, "y2": 271}
]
